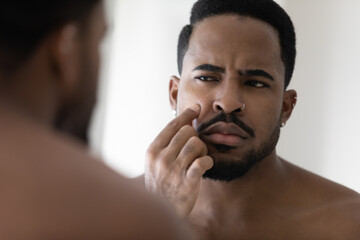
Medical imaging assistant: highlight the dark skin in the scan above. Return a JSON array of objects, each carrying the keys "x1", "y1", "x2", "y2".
[
  {"x1": 145, "y1": 15, "x2": 360, "y2": 239},
  {"x1": 0, "y1": 109, "x2": 180, "y2": 239},
  {"x1": 0, "y1": 2, "x2": 181, "y2": 239}
]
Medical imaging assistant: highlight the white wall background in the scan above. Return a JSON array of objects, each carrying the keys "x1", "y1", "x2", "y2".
[
  {"x1": 278, "y1": 0, "x2": 360, "y2": 193},
  {"x1": 91, "y1": 0, "x2": 360, "y2": 193}
]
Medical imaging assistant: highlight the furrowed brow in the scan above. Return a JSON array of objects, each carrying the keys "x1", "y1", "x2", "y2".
[
  {"x1": 193, "y1": 64, "x2": 225, "y2": 73},
  {"x1": 240, "y1": 69, "x2": 274, "y2": 81}
]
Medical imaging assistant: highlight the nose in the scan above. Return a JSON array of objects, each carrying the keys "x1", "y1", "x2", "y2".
[{"x1": 213, "y1": 80, "x2": 245, "y2": 114}]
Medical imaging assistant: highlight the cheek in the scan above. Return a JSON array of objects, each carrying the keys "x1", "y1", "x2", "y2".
[
  {"x1": 177, "y1": 82, "x2": 214, "y2": 122},
  {"x1": 177, "y1": 81, "x2": 202, "y2": 111},
  {"x1": 176, "y1": 90, "x2": 199, "y2": 129},
  {"x1": 250, "y1": 98, "x2": 282, "y2": 138}
]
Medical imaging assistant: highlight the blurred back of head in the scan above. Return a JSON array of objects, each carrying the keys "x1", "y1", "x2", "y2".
[
  {"x1": 0, "y1": 0, "x2": 104, "y2": 144},
  {"x1": 0, "y1": 0, "x2": 100, "y2": 77}
]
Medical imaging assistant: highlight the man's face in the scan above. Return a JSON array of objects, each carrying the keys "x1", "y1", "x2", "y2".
[
  {"x1": 54, "y1": 1, "x2": 107, "y2": 144},
  {"x1": 170, "y1": 15, "x2": 290, "y2": 181}
]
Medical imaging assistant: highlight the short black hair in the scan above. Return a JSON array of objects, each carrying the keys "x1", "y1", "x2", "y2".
[
  {"x1": 177, "y1": 0, "x2": 296, "y2": 89},
  {"x1": 0, "y1": 0, "x2": 101, "y2": 75}
]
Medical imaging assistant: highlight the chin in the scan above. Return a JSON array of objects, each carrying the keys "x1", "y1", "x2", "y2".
[
  {"x1": 202, "y1": 158, "x2": 257, "y2": 182},
  {"x1": 203, "y1": 147, "x2": 269, "y2": 182}
]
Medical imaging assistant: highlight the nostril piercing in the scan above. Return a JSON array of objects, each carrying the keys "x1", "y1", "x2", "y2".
[{"x1": 240, "y1": 103, "x2": 246, "y2": 111}]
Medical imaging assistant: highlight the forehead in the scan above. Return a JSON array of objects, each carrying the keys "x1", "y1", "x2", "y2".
[{"x1": 184, "y1": 15, "x2": 283, "y2": 76}]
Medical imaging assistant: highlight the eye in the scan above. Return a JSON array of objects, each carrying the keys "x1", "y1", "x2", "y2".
[
  {"x1": 194, "y1": 75, "x2": 220, "y2": 82},
  {"x1": 245, "y1": 80, "x2": 269, "y2": 88}
]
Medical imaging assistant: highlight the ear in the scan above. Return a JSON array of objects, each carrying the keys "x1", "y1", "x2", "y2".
[
  {"x1": 169, "y1": 75, "x2": 180, "y2": 111},
  {"x1": 48, "y1": 24, "x2": 81, "y2": 102},
  {"x1": 280, "y1": 89, "x2": 297, "y2": 126}
]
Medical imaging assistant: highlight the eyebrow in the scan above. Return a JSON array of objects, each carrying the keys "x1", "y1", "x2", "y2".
[
  {"x1": 192, "y1": 64, "x2": 225, "y2": 73},
  {"x1": 240, "y1": 69, "x2": 274, "y2": 81},
  {"x1": 192, "y1": 64, "x2": 274, "y2": 81}
]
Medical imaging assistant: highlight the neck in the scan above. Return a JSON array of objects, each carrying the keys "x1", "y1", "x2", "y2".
[
  {"x1": 0, "y1": 91, "x2": 55, "y2": 127},
  {"x1": 0, "y1": 60, "x2": 58, "y2": 127}
]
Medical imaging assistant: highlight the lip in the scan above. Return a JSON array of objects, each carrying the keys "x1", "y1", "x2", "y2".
[{"x1": 200, "y1": 122, "x2": 249, "y2": 147}]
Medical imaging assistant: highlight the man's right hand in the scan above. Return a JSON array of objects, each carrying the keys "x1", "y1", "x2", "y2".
[{"x1": 145, "y1": 105, "x2": 213, "y2": 218}]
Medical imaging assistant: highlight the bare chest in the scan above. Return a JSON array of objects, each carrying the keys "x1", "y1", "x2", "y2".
[{"x1": 188, "y1": 211, "x2": 342, "y2": 240}]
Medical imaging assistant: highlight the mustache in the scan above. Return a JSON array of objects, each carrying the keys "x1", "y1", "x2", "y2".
[{"x1": 196, "y1": 112, "x2": 255, "y2": 138}]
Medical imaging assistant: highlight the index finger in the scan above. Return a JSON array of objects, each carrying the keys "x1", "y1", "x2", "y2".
[{"x1": 151, "y1": 105, "x2": 200, "y2": 149}]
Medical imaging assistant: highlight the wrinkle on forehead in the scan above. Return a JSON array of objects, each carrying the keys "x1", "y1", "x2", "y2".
[{"x1": 184, "y1": 15, "x2": 284, "y2": 82}]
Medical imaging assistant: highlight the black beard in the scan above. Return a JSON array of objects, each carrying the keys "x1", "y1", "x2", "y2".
[{"x1": 202, "y1": 120, "x2": 281, "y2": 182}]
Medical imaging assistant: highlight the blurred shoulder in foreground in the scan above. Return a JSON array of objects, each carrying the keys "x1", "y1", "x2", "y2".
[{"x1": 0, "y1": 0, "x2": 181, "y2": 239}]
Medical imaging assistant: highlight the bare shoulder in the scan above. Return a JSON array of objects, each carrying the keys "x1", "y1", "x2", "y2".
[
  {"x1": 133, "y1": 174, "x2": 145, "y2": 186},
  {"x1": 280, "y1": 158, "x2": 359, "y2": 198},
  {"x1": 295, "y1": 193, "x2": 360, "y2": 239},
  {"x1": 0, "y1": 121, "x2": 181, "y2": 239},
  {"x1": 281, "y1": 159, "x2": 360, "y2": 239}
]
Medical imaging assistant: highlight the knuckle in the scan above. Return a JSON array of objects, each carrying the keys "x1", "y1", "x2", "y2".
[
  {"x1": 189, "y1": 137, "x2": 207, "y2": 153},
  {"x1": 183, "y1": 140, "x2": 196, "y2": 154},
  {"x1": 192, "y1": 160, "x2": 203, "y2": 170},
  {"x1": 181, "y1": 136, "x2": 204, "y2": 155},
  {"x1": 146, "y1": 148, "x2": 171, "y2": 167},
  {"x1": 145, "y1": 147, "x2": 157, "y2": 161},
  {"x1": 190, "y1": 137, "x2": 207, "y2": 154},
  {"x1": 188, "y1": 136, "x2": 201, "y2": 144},
  {"x1": 157, "y1": 158, "x2": 171, "y2": 171},
  {"x1": 167, "y1": 119, "x2": 179, "y2": 129},
  {"x1": 147, "y1": 139, "x2": 161, "y2": 152},
  {"x1": 171, "y1": 126, "x2": 197, "y2": 146},
  {"x1": 188, "y1": 162, "x2": 203, "y2": 178},
  {"x1": 179, "y1": 125, "x2": 197, "y2": 135}
]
